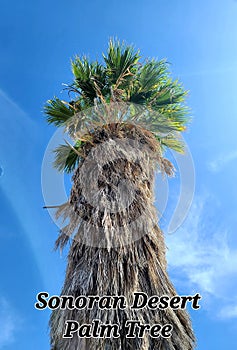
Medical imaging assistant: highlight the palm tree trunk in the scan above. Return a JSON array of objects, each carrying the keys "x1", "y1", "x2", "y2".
[{"x1": 50, "y1": 124, "x2": 195, "y2": 350}]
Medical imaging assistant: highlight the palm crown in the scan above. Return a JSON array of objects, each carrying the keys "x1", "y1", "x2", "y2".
[{"x1": 44, "y1": 39, "x2": 189, "y2": 173}]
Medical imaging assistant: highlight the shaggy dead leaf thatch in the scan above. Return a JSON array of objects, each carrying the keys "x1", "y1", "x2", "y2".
[{"x1": 50, "y1": 123, "x2": 195, "y2": 350}]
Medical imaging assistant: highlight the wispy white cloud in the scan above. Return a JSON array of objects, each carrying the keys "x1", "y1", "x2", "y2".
[
  {"x1": 0, "y1": 298, "x2": 19, "y2": 349},
  {"x1": 207, "y1": 150, "x2": 237, "y2": 172},
  {"x1": 165, "y1": 195, "x2": 237, "y2": 319},
  {"x1": 219, "y1": 304, "x2": 237, "y2": 319},
  {"x1": 0, "y1": 89, "x2": 46, "y2": 287}
]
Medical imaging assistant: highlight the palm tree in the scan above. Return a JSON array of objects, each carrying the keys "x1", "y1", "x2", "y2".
[{"x1": 44, "y1": 40, "x2": 195, "y2": 350}]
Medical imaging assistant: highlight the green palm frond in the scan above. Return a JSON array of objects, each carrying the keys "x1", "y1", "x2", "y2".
[
  {"x1": 152, "y1": 82, "x2": 186, "y2": 107},
  {"x1": 129, "y1": 61, "x2": 188, "y2": 127},
  {"x1": 103, "y1": 39, "x2": 140, "y2": 88},
  {"x1": 44, "y1": 97, "x2": 75, "y2": 126},
  {"x1": 157, "y1": 104, "x2": 190, "y2": 130},
  {"x1": 156, "y1": 134, "x2": 185, "y2": 153},
  {"x1": 138, "y1": 60, "x2": 167, "y2": 92},
  {"x1": 53, "y1": 140, "x2": 83, "y2": 173},
  {"x1": 72, "y1": 57, "x2": 107, "y2": 103},
  {"x1": 129, "y1": 59, "x2": 168, "y2": 103}
]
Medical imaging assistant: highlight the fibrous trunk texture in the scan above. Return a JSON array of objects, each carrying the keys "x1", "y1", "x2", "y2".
[{"x1": 50, "y1": 124, "x2": 195, "y2": 350}]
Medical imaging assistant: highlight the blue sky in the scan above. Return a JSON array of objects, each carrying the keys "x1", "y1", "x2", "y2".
[{"x1": 0, "y1": 0, "x2": 237, "y2": 348}]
